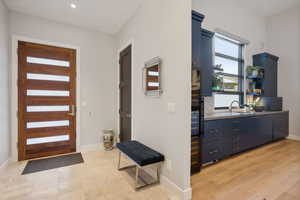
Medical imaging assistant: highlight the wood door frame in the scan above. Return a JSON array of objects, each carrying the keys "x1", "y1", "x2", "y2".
[
  {"x1": 10, "y1": 35, "x2": 81, "y2": 162},
  {"x1": 117, "y1": 40, "x2": 134, "y2": 142}
]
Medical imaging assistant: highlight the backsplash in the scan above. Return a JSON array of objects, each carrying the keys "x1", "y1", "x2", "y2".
[{"x1": 204, "y1": 96, "x2": 214, "y2": 115}]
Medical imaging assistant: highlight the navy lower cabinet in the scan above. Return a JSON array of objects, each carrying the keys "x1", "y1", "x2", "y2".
[
  {"x1": 273, "y1": 112, "x2": 289, "y2": 140},
  {"x1": 202, "y1": 119, "x2": 232, "y2": 164},
  {"x1": 246, "y1": 116, "x2": 273, "y2": 148},
  {"x1": 231, "y1": 118, "x2": 248, "y2": 153},
  {"x1": 202, "y1": 112, "x2": 289, "y2": 165}
]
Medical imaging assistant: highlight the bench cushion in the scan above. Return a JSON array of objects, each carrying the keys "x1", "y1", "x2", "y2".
[{"x1": 117, "y1": 141, "x2": 164, "y2": 166}]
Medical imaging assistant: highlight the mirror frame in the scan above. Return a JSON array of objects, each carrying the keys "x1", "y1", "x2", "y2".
[{"x1": 143, "y1": 57, "x2": 162, "y2": 96}]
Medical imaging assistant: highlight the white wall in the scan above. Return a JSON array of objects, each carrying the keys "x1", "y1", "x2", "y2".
[
  {"x1": 9, "y1": 11, "x2": 117, "y2": 158},
  {"x1": 266, "y1": 6, "x2": 300, "y2": 138},
  {"x1": 0, "y1": 0, "x2": 10, "y2": 166},
  {"x1": 117, "y1": 0, "x2": 191, "y2": 198}
]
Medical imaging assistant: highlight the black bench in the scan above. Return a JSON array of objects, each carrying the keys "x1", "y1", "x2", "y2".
[{"x1": 116, "y1": 140, "x2": 164, "y2": 190}]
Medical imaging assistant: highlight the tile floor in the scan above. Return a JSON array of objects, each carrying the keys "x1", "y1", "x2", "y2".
[{"x1": 0, "y1": 149, "x2": 175, "y2": 200}]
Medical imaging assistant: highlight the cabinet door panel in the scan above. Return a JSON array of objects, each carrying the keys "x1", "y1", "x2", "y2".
[
  {"x1": 199, "y1": 30, "x2": 214, "y2": 96},
  {"x1": 273, "y1": 113, "x2": 289, "y2": 140},
  {"x1": 192, "y1": 18, "x2": 202, "y2": 69},
  {"x1": 217, "y1": 119, "x2": 233, "y2": 156},
  {"x1": 231, "y1": 118, "x2": 249, "y2": 153},
  {"x1": 247, "y1": 116, "x2": 272, "y2": 149}
]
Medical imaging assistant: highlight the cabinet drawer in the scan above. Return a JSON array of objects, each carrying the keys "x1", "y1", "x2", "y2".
[
  {"x1": 203, "y1": 130, "x2": 223, "y2": 142},
  {"x1": 204, "y1": 121, "x2": 224, "y2": 141},
  {"x1": 202, "y1": 141, "x2": 223, "y2": 164}
]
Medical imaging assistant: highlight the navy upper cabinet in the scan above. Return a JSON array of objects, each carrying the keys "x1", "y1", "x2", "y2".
[
  {"x1": 192, "y1": 11, "x2": 204, "y2": 70},
  {"x1": 253, "y1": 53, "x2": 279, "y2": 97},
  {"x1": 192, "y1": 11, "x2": 214, "y2": 96},
  {"x1": 199, "y1": 29, "x2": 214, "y2": 96}
]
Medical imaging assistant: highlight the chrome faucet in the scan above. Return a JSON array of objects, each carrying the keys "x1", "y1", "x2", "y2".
[{"x1": 229, "y1": 100, "x2": 240, "y2": 112}]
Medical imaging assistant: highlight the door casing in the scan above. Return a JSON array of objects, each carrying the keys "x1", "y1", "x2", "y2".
[{"x1": 11, "y1": 35, "x2": 81, "y2": 162}]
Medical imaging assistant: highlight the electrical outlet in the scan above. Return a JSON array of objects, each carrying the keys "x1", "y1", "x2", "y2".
[{"x1": 166, "y1": 159, "x2": 172, "y2": 171}]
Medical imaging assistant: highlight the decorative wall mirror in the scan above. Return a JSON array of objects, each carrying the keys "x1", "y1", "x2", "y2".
[{"x1": 143, "y1": 57, "x2": 162, "y2": 96}]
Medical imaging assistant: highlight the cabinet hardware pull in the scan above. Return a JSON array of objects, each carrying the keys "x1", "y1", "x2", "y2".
[
  {"x1": 209, "y1": 150, "x2": 219, "y2": 154},
  {"x1": 68, "y1": 105, "x2": 76, "y2": 116}
]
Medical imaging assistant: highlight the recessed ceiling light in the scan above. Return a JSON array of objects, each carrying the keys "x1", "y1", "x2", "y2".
[{"x1": 70, "y1": 3, "x2": 77, "y2": 8}]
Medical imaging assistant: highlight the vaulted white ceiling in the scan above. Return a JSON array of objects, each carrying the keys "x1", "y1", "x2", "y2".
[
  {"x1": 4, "y1": 0, "x2": 300, "y2": 35},
  {"x1": 234, "y1": 0, "x2": 300, "y2": 17},
  {"x1": 4, "y1": 0, "x2": 143, "y2": 35}
]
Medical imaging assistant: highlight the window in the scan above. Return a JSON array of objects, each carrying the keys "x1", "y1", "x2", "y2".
[{"x1": 213, "y1": 33, "x2": 245, "y2": 109}]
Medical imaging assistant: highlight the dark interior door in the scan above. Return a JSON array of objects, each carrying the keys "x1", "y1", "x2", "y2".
[
  {"x1": 18, "y1": 41, "x2": 77, "y2": 161},
  {"x1": 119, "y1": 45, "x2": 132, "y2": 142}
]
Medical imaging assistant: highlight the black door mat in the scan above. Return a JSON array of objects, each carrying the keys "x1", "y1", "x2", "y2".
[{"x1": 22, "y1": 153, "x2": 84, "y2": 175}]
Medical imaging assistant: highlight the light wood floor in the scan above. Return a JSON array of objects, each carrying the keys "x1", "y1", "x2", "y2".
[
  {"x1": 0, "y1": 149, "x2": 175, "y2": 200},
  {"x1": 192, "y1": 139, "x2": 300, "y2": 200}
]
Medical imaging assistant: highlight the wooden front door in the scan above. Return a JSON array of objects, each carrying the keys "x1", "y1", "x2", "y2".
[
  {"x1": 119, "y1": 45, "x2": 132, "y2": 142},
  {"x1": 18, "y1": 41, "x2": 77, "y2": 161}
]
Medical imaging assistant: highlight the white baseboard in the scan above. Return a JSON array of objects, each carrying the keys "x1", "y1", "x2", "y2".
[
  {"x1": 80, "y1": 143, "x2": 104, "y2": 152},
  {"x1": 161, "y1": 176, "x2": 192, "y2": 200},
  {"x1": 288, "y1": 134, "x2": 300, "y2": 141},
  {"x1": 0, "y1": 158, "x2": 11, "y2": 171}
]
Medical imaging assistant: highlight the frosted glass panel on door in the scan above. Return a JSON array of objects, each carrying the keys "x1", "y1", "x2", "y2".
[
  {"x1": 148, "y1": 71, "x2": 159, "y2": 76},
  {"x1": 27, "y1": 57, "x2": 70, "y2": 67},
  {"x1": 27, "y1": 135, "x2": 70, "y2": 145},
  {"x1": 27, "y1": 106, "x2": 69, "y2": 112},
  {"x1": 27, "y1": 90, "x2": 70, "y2": 96},
  {"x1": 27, "y1": 73, "x2": 70, "y2": 82},
  {"x1": 148, "y1": 82, "x2": 159, "y2": 87},
  {"x1": 27, "y1": 120, "x2": 69, "y2": 128}
]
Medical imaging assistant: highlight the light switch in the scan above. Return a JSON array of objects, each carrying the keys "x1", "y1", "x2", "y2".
[
  {"x1": 167, "y1": 102, "x2": 176, "y2": 113},
  {"x1": 82, "y1": 101, "x2": 87, "y2": 107}
]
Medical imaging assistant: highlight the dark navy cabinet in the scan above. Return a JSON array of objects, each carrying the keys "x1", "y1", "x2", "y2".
[
  {"x1": 202, "y1": 112, "x2": 289, "y2": 165},
  {"x1": 192, "y1": 11, "x2": 214, "y2": 97},
  {"x1": 203, "y1": 119, "x2": 233, "y2": 164},
  {"x1": 203, "y1": 120, "x2": 228, "y2": 163},
  {"x1": 192, "y1": 11, "x2": 204, "y2": 71},
  {"x1": 253, "y1": 53, "x2": 279, "y2": 97},
  {"x1": 231, "y1": 118, "x2": 248, "y2": 153},
  {"x1": 198, "y1": 29, "x2": 214, "y2": 96},
  {"x1": 247, "y1": 116, "x2": 273, "y2": 148},
  {"x1": 273, "y1": 112, "x2": 289, "y2": 140}
]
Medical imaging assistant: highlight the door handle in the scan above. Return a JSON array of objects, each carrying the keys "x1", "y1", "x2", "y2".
[
  {"x1": 68, "y1": 105, "x2": 76, "y2": 116},
  {"x1": 126, "y1": 114, "x2": 131, "y2": 118}
]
